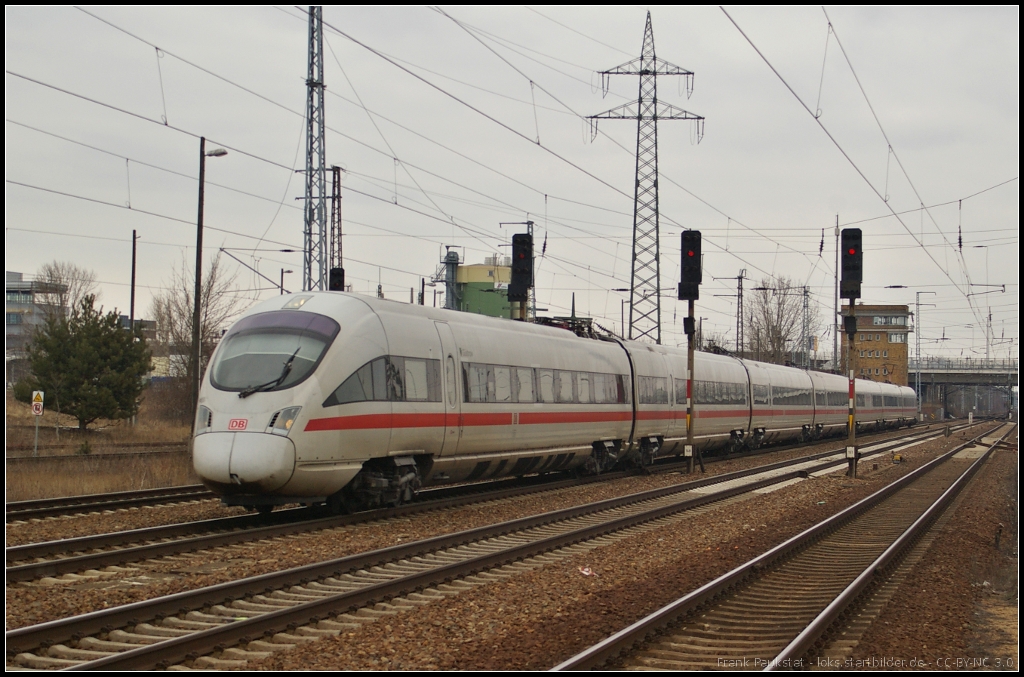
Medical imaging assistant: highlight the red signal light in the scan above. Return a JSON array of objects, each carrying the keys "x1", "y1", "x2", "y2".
[
  {"x1": 848, "y1": 248, "x2": 856, "y2": 255},
  {"x1": 687, "y1": 250, "x2": 695, "y2": 257}
]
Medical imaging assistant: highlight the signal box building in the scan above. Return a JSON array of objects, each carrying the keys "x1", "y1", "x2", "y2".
[{"x1": 840, "y1": 303, "x2": 911, "y2": 386}]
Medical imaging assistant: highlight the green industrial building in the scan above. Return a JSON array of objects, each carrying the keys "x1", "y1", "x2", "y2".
[{"x1": 454, "y1": 257, "x2": 514, "y2": 318}]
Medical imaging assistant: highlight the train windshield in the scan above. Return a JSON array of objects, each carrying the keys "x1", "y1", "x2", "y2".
[{"x1": 210, "y1": 311, "x2": 340, "y2": 393}]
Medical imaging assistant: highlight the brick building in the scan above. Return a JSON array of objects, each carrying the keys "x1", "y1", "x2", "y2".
[{"x1": 840, "y1": 303, "x2": 911, "y2": 386}]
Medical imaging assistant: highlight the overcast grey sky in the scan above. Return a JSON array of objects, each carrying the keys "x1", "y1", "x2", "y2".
[{"x1": 5, "y1": 6, "x2": 1019, "y2": 359}]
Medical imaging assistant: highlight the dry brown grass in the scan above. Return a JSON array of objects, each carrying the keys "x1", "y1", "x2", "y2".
[
  {"x1": 6, "y1": 452, "x2": 200, "y2": 502},
  {"x1": 6, "y1": 389, "x2": 197, "y2": 500},
  {"x1": 6, "y1": 391, "x2": 189, "y2": 454}
]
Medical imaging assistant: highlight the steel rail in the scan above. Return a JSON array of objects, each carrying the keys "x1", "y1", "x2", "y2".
[
  {"x1": 551, "y1": 422, "x2": 1004, "y2": 671},
  {"x1": 16, "y1": 438, "x2": 898, "y2": 661},
  {"x1": 6, "y1": 424, "x2": 956, "y2": 584},
  {"x1": 767, "y1": 423, "x2": 1016, "y2": 669},
  {"x1": 4, "y1": 420, "x2": 951, "y2": 522},
  {"x1": 9, "y1": 422, "x2": 968, "y2": 667},
  {"x1": 6, "y1": 486, "x2": 213, "y2": 522},
  {"x1": 58, "y1": 471, "x2": 810, "y2": 670},
  {"x1": 5, "y1": 473, "x2": 600, "y2": 582}
]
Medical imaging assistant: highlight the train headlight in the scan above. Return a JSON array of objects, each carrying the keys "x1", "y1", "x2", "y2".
[
  {"x1": 268, "y1": 406, "x2": 302, "y2": 436},
  {"x1": 196, "y1": 405, "x2": 212, "y2": 434}
]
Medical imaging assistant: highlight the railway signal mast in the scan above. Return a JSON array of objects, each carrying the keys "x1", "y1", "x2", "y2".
[
  {"x1": 328, "y1": 165, "x2": 345, "y2": 292},
  {"x1": 841, "y1": 228, "x2": 863, "y2": 477},
  {"x1": 589, "y1": 11, "x2": 704, "y2": 345},
  {"x1": 508, "y1": 229, "x2": 534, "y2": 321},
  {"x1": 679, "y1": 230, "x2": 703, "y2": 473}
]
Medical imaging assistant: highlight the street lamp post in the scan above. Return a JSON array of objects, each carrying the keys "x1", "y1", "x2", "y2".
[
  {"x1": 280, "y1": 269, "x2": 294, "y2": 295},
  {"x1": 887, "y1": 285, "x2": 935, "y2": 420},
  {"x1": 192, "y1": 137, "x2": 228, "y2": 431},
  {"x1": 914, "y1": 291, "x2": 936, "y2": 420}
]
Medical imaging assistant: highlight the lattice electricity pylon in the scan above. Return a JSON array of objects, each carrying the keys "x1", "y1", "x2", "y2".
[
  {"x1": 589, "y1": 11, "x2": 704, "y2": 344},
  {"x1": 303, "y1": 6, "x2": 327, "y2": 292}
]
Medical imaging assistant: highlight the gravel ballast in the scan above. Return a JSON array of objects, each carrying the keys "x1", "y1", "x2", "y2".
[{"x1": 242, "y1": 432, "x2": 986, "y2": 671}]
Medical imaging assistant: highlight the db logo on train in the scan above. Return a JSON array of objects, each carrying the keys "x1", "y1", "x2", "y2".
[{"x1": 228, "y1": 419, "x2": 248, "y2": 431}]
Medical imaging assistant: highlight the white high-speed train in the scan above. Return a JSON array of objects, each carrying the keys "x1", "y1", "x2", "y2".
[{"x1": 193, "y1": 292, "x2": 917, "y2": 512}]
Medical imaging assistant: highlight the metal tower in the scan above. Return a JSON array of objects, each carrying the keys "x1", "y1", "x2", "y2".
[
  {"x1": 330, "y1": 165, "x2": 343, "y2": 272},
  {"x1": 303, "y1": 6, "x2": 327, "y2": 291},
  {"x1": 736, "y1": 271, "x2": 745, "y2": 355},
  {"x1": 589, "y1": 12, "x2": 703, "y2": 344}
]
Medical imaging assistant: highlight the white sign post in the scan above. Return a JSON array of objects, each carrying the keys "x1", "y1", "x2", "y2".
[{"x1": 32, "y1": 391, "x2": 44, "y2": 457}]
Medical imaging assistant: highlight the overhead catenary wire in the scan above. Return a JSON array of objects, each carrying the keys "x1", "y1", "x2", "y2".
[
  {"x1": 33, "y1": 8, "x2": 827, "y2": 301},
  {"x1": 6, "y1": 179, "x2": 302, "y2": 250},
  {"x1": 720, "y1": 7, "x2": 986, "y2": 329},
  {"x1": 8, "y1": 8, "x2": 1013, "y2": 354},
  {"x1": 434, "y1": 6, "x2": 839, "y2": 283},
  {"x1": 73, "y1": 5, "x2": 641, "y2": 273}
]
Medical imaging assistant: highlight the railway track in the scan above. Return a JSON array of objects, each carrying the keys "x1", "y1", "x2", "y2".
[
  {"x1": 5, "y1": 485, "x2": 214, "y2": 523},
  {"x1": 5, "y1": 473, "x2": 605, "y2": 583},
  {"x1": 553, "y1": 422, "x2": 1014, "y2": 671},
  {"x1": 6, "y1": 422, "x2": 948, "y2": 523},
  {"x1": 6, "y1": 424, "x2": 961, "y2": 584},
  {"x1": 6, "y1": 423, "x2": 980, "y2": 670}
]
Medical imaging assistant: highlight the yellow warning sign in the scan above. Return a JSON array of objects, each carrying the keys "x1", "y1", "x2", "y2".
[{"x1": 32, "y1": 391, "x2": 44, "y2": 403}]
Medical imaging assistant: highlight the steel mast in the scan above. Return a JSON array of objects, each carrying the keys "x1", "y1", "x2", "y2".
[
  {"x1": 303, "y1": 6, "x2": 327, "y2": 291},
  {"x1": 589, "y1": 12, "x2": 704, "y2": 344}
]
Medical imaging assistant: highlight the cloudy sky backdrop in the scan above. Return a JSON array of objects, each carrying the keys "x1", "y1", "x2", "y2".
[{"x1": 6, "y1": 6, "x2": 1018, "y2": 360}]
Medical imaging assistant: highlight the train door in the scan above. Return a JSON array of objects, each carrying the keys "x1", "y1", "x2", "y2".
[{"x1": 434, "y1": 322, "x2": 461, "y2": 457}]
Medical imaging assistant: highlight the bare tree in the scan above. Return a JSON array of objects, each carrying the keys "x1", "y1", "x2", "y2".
[
  {"x1": 699, "y1": 328, "x2": 733, "y2": 354},
  {"x1": 150, "y1": 254, "x2": 243, "y2": 421},
  {"x1": 746, "y1": 276, "x2": 820, "y2": 365},
  {"x1": 34, "y1": 261, "x2": 99, "y2": 318}
]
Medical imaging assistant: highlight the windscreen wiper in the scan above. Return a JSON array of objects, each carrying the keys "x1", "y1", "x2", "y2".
[{"x1": 238, "y1": 348, "x2": 300, "y2": 399}]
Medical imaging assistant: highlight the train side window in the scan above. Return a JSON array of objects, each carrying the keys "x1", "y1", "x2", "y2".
[
  {"x1": 592, "y1": 373, "x2": 613, "y2": 404},
  {"x1": 638, "y1": 376, "x2": 668, "y2": 404},
  {"x1": 465, "y1": 363, "x2": 489, "y2": 403},
  {"x1": 402, "y1": 358, "x2": 431, "y2": 401},
  {"x1": 323, "y1": 360, "x2": 374, "y2": 406},
  {"x1": 873, "y1": 395, "x2": 883, "y2": 407},
  {"x1": 537, "y1": 369, "x2": 554, "y2": 403},
  {"x1": 731, "y1": 382, "x2": 748, "y2": 405},
  {"x1": 752, "y1": 384, "x2": 769, "y2": 405},
  {"x1": 576, "y1": 372, "x2": 592, "y2": 404},
  {"x1": 515, "y1": 368, "x2": 535, "y2": 403},
  {"x1": 593, "y1": 373, "x2": 606, "y2": 403},
  {"x1": 494, "y1": 366, "x2": 513, "y2": 403},
  {"x1": 446, "y1": 356, "x2": 457, "y2": 407},
  {"x1": 372, "y1": 357, "x2": 388, "y2": 400},
  {"x1": 856, "y1": 394, "x2": 866, "y2": 407},
  {"x1": 386, "y1": 357, "x2": 405, "y2": 401},
  {"x1": 554, "y1": 370, "x2": 575, "y2": 403},
  {"x1": 325, "y1": 356, "x2": 402, "y2": 406},
  {"x1": 618, "y1": 375, "x2": 631, "y2": 404}
]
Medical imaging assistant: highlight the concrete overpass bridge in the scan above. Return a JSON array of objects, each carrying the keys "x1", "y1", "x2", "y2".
[{"x1": 910, "y1": 358, "x2": 1017, "y2": 419}]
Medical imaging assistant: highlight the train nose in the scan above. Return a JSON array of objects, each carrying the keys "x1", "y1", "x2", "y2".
[{"x1": 193, "y1": 432, "x2": 296, "y2": 494}]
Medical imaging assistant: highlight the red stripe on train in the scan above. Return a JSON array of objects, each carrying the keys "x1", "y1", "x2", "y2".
[
  {"x1": 520, "y1": 411, "x2": 633, "y2": 425},
  {"x1": 305, "y1": 406, "x2": 903, "y2": 432}
]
